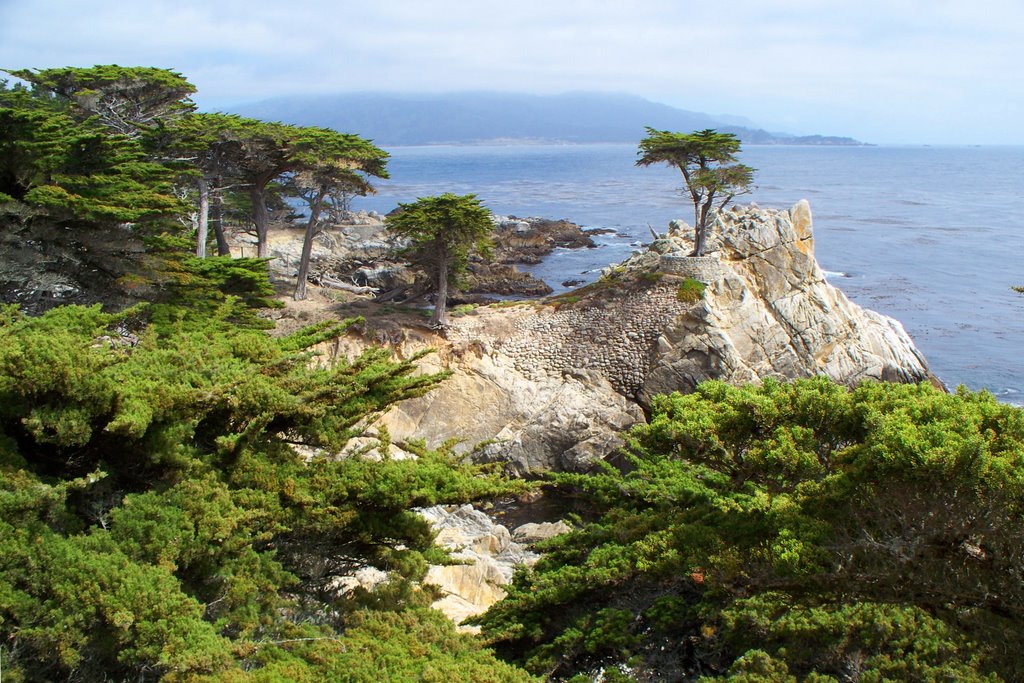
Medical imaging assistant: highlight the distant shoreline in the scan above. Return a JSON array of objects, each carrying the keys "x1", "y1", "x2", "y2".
[
  {"x1": 378, "y1": 139, "x2": 872, "y2": 148},
  {"x1": 378, "y1": 140, "x2": 1024, "y2": 150}
]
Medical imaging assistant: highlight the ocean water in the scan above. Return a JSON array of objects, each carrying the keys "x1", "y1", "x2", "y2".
[{"x1": 352, "y1": 144, "x2": 1024, "y2": 403}]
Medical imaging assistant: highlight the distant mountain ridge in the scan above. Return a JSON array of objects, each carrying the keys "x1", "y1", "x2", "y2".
[{"x1": 229, "y1": 92, "x2": 863, "y2": 146}]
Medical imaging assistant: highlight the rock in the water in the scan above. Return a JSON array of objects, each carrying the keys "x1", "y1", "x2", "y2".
[
  {"x1": 465, "y1": 261, "x2": 553, "y2": 296},
  {"x1": 491, "y1": 216, "x2": 597, "y2": 264}
]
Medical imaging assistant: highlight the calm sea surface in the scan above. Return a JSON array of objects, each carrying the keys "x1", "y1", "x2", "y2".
[{"x1": 352, "y1": 144, "x2": 1024, "y2": 403}]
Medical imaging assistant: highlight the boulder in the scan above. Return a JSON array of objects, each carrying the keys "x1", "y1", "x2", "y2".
[{"x1": 381, "y1": 345, "x2": 644, "y2": 475}]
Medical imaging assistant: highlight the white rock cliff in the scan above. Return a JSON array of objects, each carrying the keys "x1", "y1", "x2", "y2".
[{"x1": 639, "y1": 201, "x2": 932, "y2": 402}]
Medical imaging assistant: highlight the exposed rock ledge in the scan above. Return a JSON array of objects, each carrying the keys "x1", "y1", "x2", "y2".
[
  {"x1": 347, "y1": 201, "x2": 932, "y2": 475},
  {"x1": 637, "y1": 200, "x2": 933, "y2": 403}
]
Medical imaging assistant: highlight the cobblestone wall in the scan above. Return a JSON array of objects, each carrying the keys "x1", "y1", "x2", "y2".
[{"x1": 452, "y1": 284, "x2": 694, "y2": 397}]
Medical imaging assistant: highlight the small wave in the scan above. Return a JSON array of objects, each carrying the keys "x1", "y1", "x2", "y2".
[
  {"x1": 993, "y1": 388, "x2": 1024, "y2": 407},
  {"x1": 823, "y1": 270, "x2": 849, "y2": 279},
  {"x1": 854, "y1": 217, "x2": 912, "y2": 226}
]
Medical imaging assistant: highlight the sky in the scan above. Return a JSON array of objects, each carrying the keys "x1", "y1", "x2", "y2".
[{"x1": 1, "y1": 0, "x2": 1022, "y2": 144}]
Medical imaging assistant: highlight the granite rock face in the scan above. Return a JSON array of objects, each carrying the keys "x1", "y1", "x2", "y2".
[
  {"x1": 638, "y1": 201, "x2": 932, "y2": 403},
  {"x1": 418, "y1": 505, "x2": 539, "y2": 629},
  {"x1": 380, "y1": 338, "x2": 645, "y2": 476}
]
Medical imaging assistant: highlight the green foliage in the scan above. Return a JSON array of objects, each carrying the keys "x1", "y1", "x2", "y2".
[
  {"x1": 0, "y1": 71, "x2": 295, "y2": 319},
  {"x1": 637, "y1": 128, "x2": 755, "y2": 256},
  {"x1": 716, "y1": 597, "x2": 997, "y2": 683},
  {"x1": 552, "y1": 295, "x2": 581, "y2": 306},
  {"x1": 386, "y1": 193, "x2": 494, "y2": 326},
  {"x1": 142, "y1": 233, "x2": 282, "y2": 330},
  {"x1": 263, "y1": 608, "x2": 539, "y2": 683},
  {"x1": 0, "y1": 86, "x2": 181, "y2": 224},
  {"x1": 451, "y1": 303, "x2": 478, "y2": 317},
  {"x1": 488, "y1": 300, "x2": 531, "y2": 309},
  {"x1": 0, "y1": 303, "x2": 529, "y2": 681},
  {"x1": 677, "y1": 277, "x2": 706, "y2": 303},
  {"x1": 479, "y1": 378, "x2": 1024, "y2": 681},
  {"x1": 7, "y1": 65, "x2": 196, "y2": 137}
]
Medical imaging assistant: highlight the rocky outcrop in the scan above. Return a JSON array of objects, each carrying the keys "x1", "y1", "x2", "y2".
[
  {"x1": 464, "y1": 261, "x2": 553, "y2": 296},
  {"x1": 418, "y1": 505, "x2": 540, "y2": 629},
  {"x1": 491, "y1": 216, "x2": 598, "y2": 264},
  {"x1": 637, "y1": 201, "x2": 933, "y2": 403}
]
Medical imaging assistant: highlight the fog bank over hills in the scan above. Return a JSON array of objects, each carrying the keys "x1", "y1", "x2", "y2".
[{"x1": 229, "y1": 92, "x2": 863, "y2": 146}]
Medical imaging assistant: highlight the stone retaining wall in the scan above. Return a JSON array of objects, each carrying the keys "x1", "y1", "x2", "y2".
[
  {"x1": 455, "y1": 284, "x2": 695, "y2": 397},
  {"x1": 658, "y1": 254, "x2": 726, "y2": 281}
]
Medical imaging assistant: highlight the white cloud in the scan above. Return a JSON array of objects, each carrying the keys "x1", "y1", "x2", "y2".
[{"x1": 1, "y1": 0, "x2": 1021, "y2": 143}]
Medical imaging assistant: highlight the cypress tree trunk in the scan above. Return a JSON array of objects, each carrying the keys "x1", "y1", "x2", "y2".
[
  {"x1": 196, "y1": 177, "x2": 209, "y2": 258},
  {"x1": 694, "y1": 202, "x2": 712, "y2": 256},
  {"x1": 293, "y1": 187, "x2": 324, "y2": 301},
  {"x1": 431, "y1": 253, "x2": 450, "y2": 327},
  {"x1": 250, "y1": 184, "x2": 270, "y2": 259},
  {"x1": 212, "y1": 177, "x2": 230, "y2": 256}
]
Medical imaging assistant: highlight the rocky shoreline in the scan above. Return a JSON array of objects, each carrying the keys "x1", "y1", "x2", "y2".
[{"x1": 246, "y1": 211, "x2": 602, "y2": 302}]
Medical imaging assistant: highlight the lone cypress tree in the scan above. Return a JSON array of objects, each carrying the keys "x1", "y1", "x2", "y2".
[{"x1": 637, "y1": 128, "x2": 754, "y2": 256}]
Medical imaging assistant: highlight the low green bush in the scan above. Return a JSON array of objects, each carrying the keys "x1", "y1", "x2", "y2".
[
  {"x1": 479, "y1": 378, "x2": 1024, "y2": 681},
  {"x1": 677, "y1": 277, "x2": 706, "y2": 303},
  {"x1": 451, "y1": 303, "x2": 478, "y2": 317},
  {"x1": 638, "y1": 271, "x2": 665, "y2": 284}
]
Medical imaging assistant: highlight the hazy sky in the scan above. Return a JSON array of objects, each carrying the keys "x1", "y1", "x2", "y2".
[{"x1": 2, "y1": 0, "x2": 1021, "y2": 144}]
